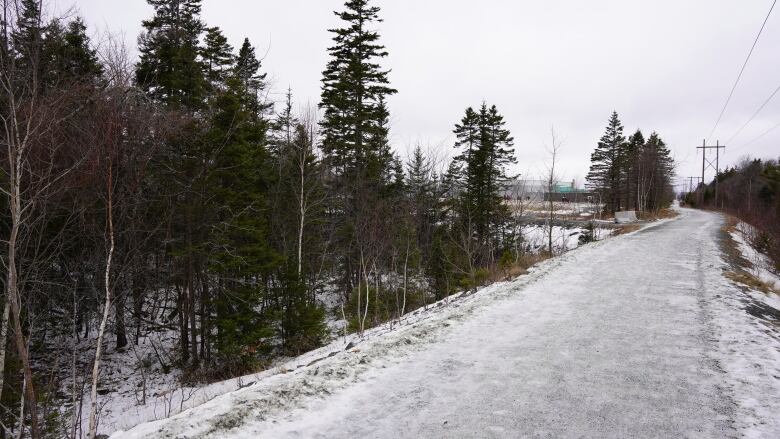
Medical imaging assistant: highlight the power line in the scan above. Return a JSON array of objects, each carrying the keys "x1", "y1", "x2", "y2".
[
  {"x1": 726, "y1": 82, "x2": 780, "y2": 144},
  {"x1": 707, "y1": 0, "x2": 777, "y2": 141},
  {"x1": 696, "y1": 140, "x2": 726, "y2": 204},
  {"x1": 736, "y1": 119, "x2": 780, "y2": 151}
]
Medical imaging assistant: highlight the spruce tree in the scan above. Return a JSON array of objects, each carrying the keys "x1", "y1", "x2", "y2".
[
  {"x1": 479, "y1": 103, "x2": 516, "y2": 213},
  {"x1": 43, "y1": 18, "x2": 103, "y2": 86},
  {"x1": 136, "y1": 0, "x2": 205, "y2": 109},
  {"x1": 587, "y1": 111, "x2": 627, "y2": 213},
  {"x1": 452, "y1": 107, "x2": 481, "y2": 196},
  {"x1": 272, "y1": 87, "x2": 298, "y2": 160},
  {"x1": 136, "y1": 0, "x2": 210, "y2": 365},
  {"x1": 11, "y1": 0, "x2": 44, "y2": 80},
  {"x1": 206, "y1": 68, "x2": 278, "y2": 368},
  {"x1": 643, "y1": 132, "x2": 675, "y2": 210},
  {"x1": 201, "y1": 26, "x2": 234, "y2": 91},
  {"x1": 12, "y1": 0, "x2": 42, "y2": 54},
  {"x1": 319, "y1": 0, "x2": 399, "y2": 299},
  {"x1": 320, "y1": 0, "x2": 397, "y2": 183},
  {"x1": 451, "y1": 103, "x2": 515, "y2": 263},
  {"x1": 625, "y1": 129, "x2": 645, "y2": 211},
  {"x1": 235, "y1": 38, "x2": 272, "y2": 120}
]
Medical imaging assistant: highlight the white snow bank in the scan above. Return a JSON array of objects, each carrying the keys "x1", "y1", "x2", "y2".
[
  {"x1": 520, "y1": 224, "x2": 613, "y2": 254},
  {"x1": 729, "y1": 221, "x2": 780, "y2": 307}
]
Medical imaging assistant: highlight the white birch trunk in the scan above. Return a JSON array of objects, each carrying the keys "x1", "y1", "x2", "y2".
[
  {"x1": 0, "y1": 299, "x2": 10, "y2": 403},
  {"x1": 88, "y1": 166, "x2": 115, "y2": 439}
]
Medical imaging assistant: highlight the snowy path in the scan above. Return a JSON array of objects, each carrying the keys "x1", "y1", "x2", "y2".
[{"x1": 113, "y1": 208, "x2": 780, "y2": 438}]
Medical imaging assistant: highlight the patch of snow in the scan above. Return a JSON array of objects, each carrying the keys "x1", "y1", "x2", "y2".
[
  {"x1": 729, "y1": 221, "x2": 780, "y2": 299},
  {"x1": 520, "y1": 224, "x2": 613, "y2": 254}
]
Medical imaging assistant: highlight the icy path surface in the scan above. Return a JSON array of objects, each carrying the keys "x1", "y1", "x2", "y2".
[{"x1": 114, "y1": 208, "x2": 780, "y2": 438}]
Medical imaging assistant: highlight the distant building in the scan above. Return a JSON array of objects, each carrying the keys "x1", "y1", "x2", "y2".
[
  {"x1": 544, "y1": 180, "x2": 595, "y2": 203},
  {"x1": 503, "y1": 179, "x2": 547, "y2": 202},
  {"x1": 504, "y1": 179, "x2": 596, "y2": 203}
]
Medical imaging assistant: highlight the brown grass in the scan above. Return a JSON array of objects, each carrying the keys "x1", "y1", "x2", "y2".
[
  {"x1": 488, "y1": 252, "x2": 552, "y2": 283},
  {"x1": 637, "y1": 208, "x2": 678, "y2": 221},
  {"x1": 724, "y1": 270, "x2": 776, "y2": 294},
  {"x1": 721, "y1": 215, "x2": 780, "y2": 295},
  {"x1": 612, "y1": 224, "x2": 642, "y2": 236}
]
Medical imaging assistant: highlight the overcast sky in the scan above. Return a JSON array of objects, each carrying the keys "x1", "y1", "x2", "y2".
[{"x1": 56, "y1": 0, "x2": 780, "y2": 188}]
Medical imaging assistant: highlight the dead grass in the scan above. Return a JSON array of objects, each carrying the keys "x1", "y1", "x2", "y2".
[
  {"x1": 488, "y1": 252, "x2": 552, "y2": 283},
  {"x1": 612, "y1": 224, "x2": 642, "y2": 236},
  {"x1": 637, "y1": 208, "x2": 678, "y2": 221},
  {"x1": 723, "y1": 216, "x2": 739, "y2": 233},
  {"x1": 724, "y1": 270, "x2": 776, "y2": 295},
  {"x1": 721, "y1": 217, "x2": 746, "y2": 266},
  {"x1": 721, "y1": 215, "x2": 780, "y2": 295}
]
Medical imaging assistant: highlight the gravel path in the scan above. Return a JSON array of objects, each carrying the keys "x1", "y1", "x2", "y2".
[{"x1": 114, "y1": 208, "x2": 780, "y2": 438}]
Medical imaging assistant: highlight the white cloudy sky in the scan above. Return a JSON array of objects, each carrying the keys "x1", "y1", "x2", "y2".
[{"x1": 56, "y1": 0, "x2": 780, "y2": 187}]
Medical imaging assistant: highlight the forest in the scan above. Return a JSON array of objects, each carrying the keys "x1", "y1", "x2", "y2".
[
  {"x1": 0, "y1": 0, "x2": 677, "y2": 437},
  {"x1": 585, "y1": 111, "x2": 676, "y2": 215},
  {"x1": 685, "y1": 157, "x2": 780, "y2": 267}
]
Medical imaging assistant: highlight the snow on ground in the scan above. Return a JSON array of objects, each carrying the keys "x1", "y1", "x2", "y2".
[
  {"x1": 728, "y1": 221, "x2": 780, "y2": 313},
  {"x1": 110, "y1": 208, "x2": 780, "y2": 439},
  {"x1": 730, "y1": 221, "x2": 780, "y2": 291},
  {"x1": 81, "y1": 225, "x2": 610, "y2": 436},
  {"x1": 521, "y1": 224, "x2": 613, "y2": 254}
]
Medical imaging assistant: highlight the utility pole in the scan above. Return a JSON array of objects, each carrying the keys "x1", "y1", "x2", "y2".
[
  {"x1": 696, "y1": 139, "x2": 726, "y2": 205},
  {"x1": 686, "y1": 176, "x2": 702, "y2": 195}
]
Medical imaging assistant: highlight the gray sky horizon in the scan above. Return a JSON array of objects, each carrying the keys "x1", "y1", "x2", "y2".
[{"x1": 56, "y1": 0, "x2": 780, "y2": 189}]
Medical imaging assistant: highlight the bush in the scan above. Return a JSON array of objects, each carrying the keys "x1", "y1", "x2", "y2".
[{"x1": 578, "y1": 222, "x2": 596, "y2": 245}]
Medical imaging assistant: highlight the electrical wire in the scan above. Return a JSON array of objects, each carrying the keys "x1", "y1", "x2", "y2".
[
  {"x1": 726, "y1": 82, "x2": 780, "y2": 144},
  {"x1": 707, "y1": 0, "x2": 776, "y2": 142},
  {"x1": 735, "y1": 119, "x2": 780, "y2": 151}
]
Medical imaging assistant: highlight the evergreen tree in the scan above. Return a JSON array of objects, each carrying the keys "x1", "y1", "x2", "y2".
[
  {"x1": 587, "y1": 111, "x2": 627, "y2": 213},
  {"x1": 272, "y1": 87, "x2": 298, "y2": 159},
  {"x1": 625, "y1": 129, "x2": 645, "y2": 210},
  {"x1": 206, "y1": 70, "x2": 278, "y2": 369},
  {"x1": 235, "y1": 38, "x2": 271, "y2": 119},
  {"x1": 319, "y1": 0, "x2": 399, "y2": 300},
  {"x1": 451, "y1": 103, "x2": 516, "y2": 263},
  {"x1": 11, "y1": 0, "x2": 44, "y2": 80},
  {"x1": 201, "y1": 26, "x2": 234, "y2": 91},
  {"x1": 643, "y1": 132, "x2": 675, "y2": 210},
  {"x1": 407, "y1": 145, "x2": 434, "y2": 226},
  {"x1": 452, "y1": 106, "x2": 480, "y2": 195},
  {"x1": 12, "y1": 0, "x2": 42, "y2": 54},
  {"x1": 136, "y1": 0, "x2": 205, "y2": 109},
  {"x1": 478, "y1": 103, "x2": 516, "y2": 214},
  {"x1": 320, "y1": 0, "x2": 397, "y2": 182},
  {"x1": 42, "y1": 18, "x2": 103, "y2": 86},
  {"x1": 135, "y1": 0, "x2": 213, "y2": 366}
]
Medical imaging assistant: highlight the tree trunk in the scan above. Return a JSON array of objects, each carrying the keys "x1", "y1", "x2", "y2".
[
  {"x1": 89, "y1": 166, "x2": 115, "y2": 439},
  {"x1": 0, "y1": 299, "x2": 10, "y2": 404},
  {"x1": 115, "y1": 291, "x2": 127, "y2": 350},
  {"x1": 6, "y1": 187, "x2": 39, "y2": 438},
  {"x1": 401, "y1": 241, "x2": 409, "y2": 318}
]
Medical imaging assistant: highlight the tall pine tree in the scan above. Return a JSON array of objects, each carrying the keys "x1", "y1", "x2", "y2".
[
  {"x1": 625, "y1": 129, "x2": 645, "y2": 211},
  {"x1": 319, "y1": 0, "x2": 399, "y2": 299},
  {"x1": 451, "y1": 102, "x2": 516, "y2": 264},
  {"x1": 587, "y1": 111, "x2": 627, "y2": 213},
  {"x1": 201, "y1": 26, "x2": 234, "y2": 92},
  {"x1": 136, "y1": 0, "x2": 205, "y2": 109},
  {"x1": 320, "y1": 0, "x2": 397, "y2": 183},
  {"x1": 235, "y1": 38, "x2": 272, "y2": 120}
]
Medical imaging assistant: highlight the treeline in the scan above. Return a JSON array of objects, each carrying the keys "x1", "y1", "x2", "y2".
[
  {"x1": 586, "y1": 111, "x2": 675, "y2": 214},
  {"x1": 0, "y1": 0, "x2": 528, "y2": 436},
  {"x1": 685, "y1": 157, "x2": 780, "y2": 266}
]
